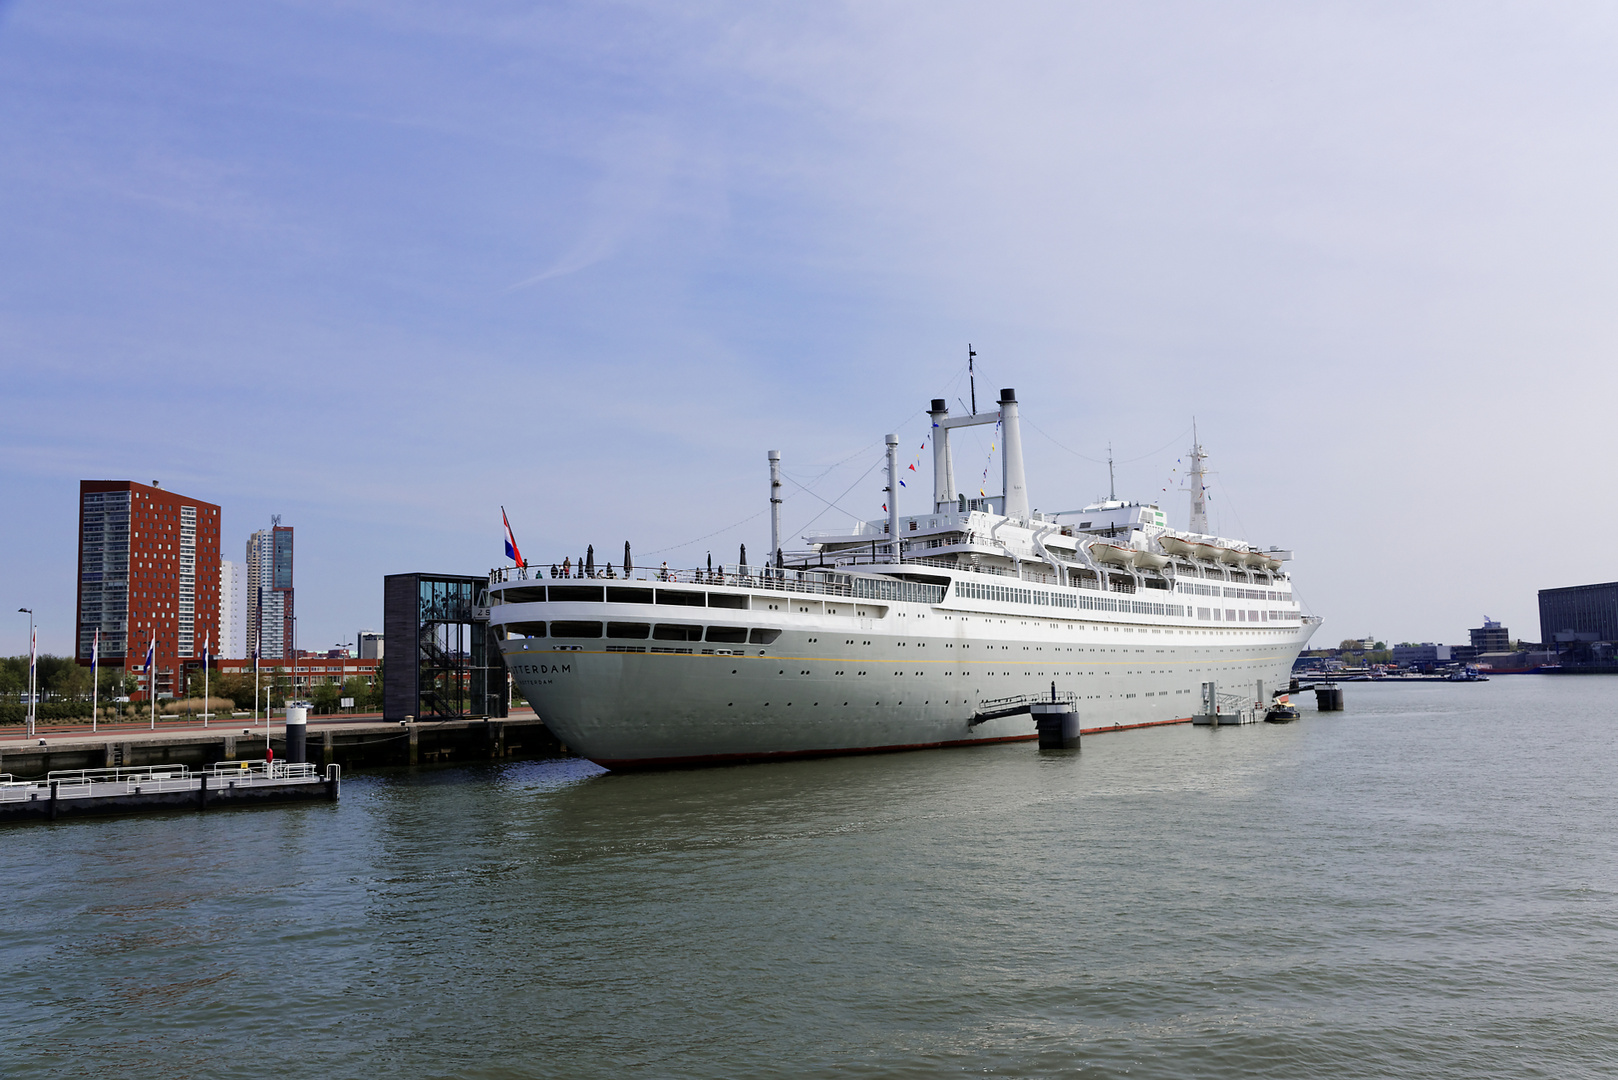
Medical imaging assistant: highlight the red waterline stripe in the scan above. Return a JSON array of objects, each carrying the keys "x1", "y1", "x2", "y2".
[
  {"x1": 590, "y1": 717, "x2": 1194, "y2": 771},
  {"x1": 1080, "y1": 716, "x2": 1193, "y2": 735}
]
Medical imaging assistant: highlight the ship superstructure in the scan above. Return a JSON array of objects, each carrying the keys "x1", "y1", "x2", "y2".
[{"x1": 490, "y1": 387, "x2": 1318, "y2": 768}]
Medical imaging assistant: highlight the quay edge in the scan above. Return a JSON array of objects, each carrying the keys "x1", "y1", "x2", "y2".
[{"x1": 0, "y1": 716, "x2": 563, "y2": 779}]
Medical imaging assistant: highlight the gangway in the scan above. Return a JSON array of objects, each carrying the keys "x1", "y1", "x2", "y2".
[{"x1": 971, "y1": 690, "x2": 1079, "y2": 726}]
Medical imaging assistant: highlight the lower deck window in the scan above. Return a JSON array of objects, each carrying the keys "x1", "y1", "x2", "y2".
[
  {"x1": 706, "y1": 626, "x2": 748, "y2": 643},
  {"x1": 654, "y1": 623, "x2": 703, "y2": 641},
  {"x1": 550, "y1": 621, "x2": 603, "y2": 638},
  {"x1": 607, "y1": 622, "x2": 650, "y2": 639}
]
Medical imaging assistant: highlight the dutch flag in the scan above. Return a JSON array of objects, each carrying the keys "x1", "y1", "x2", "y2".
[
  {"x1": 144, "y1": 634, "x2": 154, "y2": 673},
  {"x1": 502, "y1": 506, "x2": 525, "y2": 568}
]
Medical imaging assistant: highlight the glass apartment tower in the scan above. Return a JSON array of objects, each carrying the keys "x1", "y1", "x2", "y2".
[{"x1": 246, "y1": 522, "x2": 294, "y2": 661}]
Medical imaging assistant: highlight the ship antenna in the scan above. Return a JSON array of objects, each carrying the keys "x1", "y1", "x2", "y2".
[
  {"x1": 1107, "y1": 444, "x2": 1115, "y2": 502},
  {"x1": 968, "y1": 344, "x2": 977, "y2": 415}
]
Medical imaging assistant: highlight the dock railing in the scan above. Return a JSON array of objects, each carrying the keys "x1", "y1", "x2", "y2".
[
  {"x1": 46, "y1": 765, "x2": 198, "y2": 794},
  {"x1": 0, "y1": 761, "x2": 338, "y2": 805},
  {"x1": 210, "y1": 760, "x2": 321, "y2": 782}
]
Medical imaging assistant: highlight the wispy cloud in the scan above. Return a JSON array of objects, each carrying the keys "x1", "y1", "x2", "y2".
[{"x1": 503, "y1": 122, "x2": 683, "y2": 291}]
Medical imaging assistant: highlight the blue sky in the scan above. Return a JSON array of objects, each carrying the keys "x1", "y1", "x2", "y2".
[{"x1": 5, "y1": 1, "x2": 1618, "y2": 655}]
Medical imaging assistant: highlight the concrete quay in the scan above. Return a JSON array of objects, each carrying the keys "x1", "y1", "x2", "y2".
[{"x1": 0, "y1": 713, "x2": 564, "y2": 779}]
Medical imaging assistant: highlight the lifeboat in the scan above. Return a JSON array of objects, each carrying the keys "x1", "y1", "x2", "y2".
[
  {"x1": 1136, "y1": 548, "x2": 1170, "y2": 569},
  {"x1": 1088, "y1": 541, "x2": 1137, "y2": 568},
  {"x1": 1191, "y1": 540, "x2": 1225, "y2": 563},
  {"x1": 1259, "y1": 552, "x2": 1283, "y2": 572},
  {"x1": 1159, "y1": 535, "x2": 1199, "y2": 559},
  {"x1": 1217, "y1": 545, "x2": 1244, "y2": 566},
  {"x1": 1089, "y1": 540, "x2": 1170, "y2": 570}
]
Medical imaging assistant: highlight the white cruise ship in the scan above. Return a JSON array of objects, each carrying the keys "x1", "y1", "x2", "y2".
[{"x1": 490, "y1": 387, "x2": 1319, "y2": 768}]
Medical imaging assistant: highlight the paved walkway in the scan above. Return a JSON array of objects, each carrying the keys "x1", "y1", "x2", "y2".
[{"x1": 0, "y1": 708, "x2": 541, "y2": 748}]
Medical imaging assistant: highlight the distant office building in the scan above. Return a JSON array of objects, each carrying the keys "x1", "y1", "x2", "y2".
[
  {"x1": 1539, "y1": 582, "x2": 1618, "y2": 647},
  {"x1": 76, "y1": 480, "x2": 222, "y2": 700},
  {"x1": 1392, "y1": 643, "x2": 1451, "y2": 669},
  {"x1": 357, "y1": 629, "x2": 384, "y2": 660},
  {"x1": 1469, "y1": 619, "x2": 1511, "y2": 653},
  {"x1": 218, "y1": 559, "x2": 247, "y2": 658},
  {"x1": 245, "y1": 520, "x2": 294, "y2": 660}
]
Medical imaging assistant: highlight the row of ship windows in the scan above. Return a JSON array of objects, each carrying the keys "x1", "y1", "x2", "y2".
[
  {"x1": 954, "y1": 580, "x2": 1079, "y2": 608},
  {"x1": 1178, "y1": 583, "x2": 1295, "y2": 602},
  {"x1": 505, "y1": 621, "x2": 783, "y2": 645},
  {"x1": 954, "y1": 588, "x2": 1195, "y2": 619},
  {"x1": 1198, "y1": 608, "x2": 1283, "y2": 623},
  {"x1": 497, "y1": 582, "x2": 943, "y2": 608},
  {"x1": 499, "y1": 582, "x2": 1298, "y2": 626}
]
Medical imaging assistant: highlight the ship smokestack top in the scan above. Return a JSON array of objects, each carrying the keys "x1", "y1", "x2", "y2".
[
  {"x1": 997, "y1": 390, "x2": 1028, "y2": 520},
  {"x1": 928, "y1": 398, "x2": 956, "y2": 512}
]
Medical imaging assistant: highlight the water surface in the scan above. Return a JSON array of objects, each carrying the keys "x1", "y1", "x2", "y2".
[{"x1": 3, "y1": 677, "x2": 1615, "y2": 1077}]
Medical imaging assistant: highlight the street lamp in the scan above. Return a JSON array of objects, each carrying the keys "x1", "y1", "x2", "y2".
[{"x1": 17, "y1": 608, "x2": 34, "y2": 737}]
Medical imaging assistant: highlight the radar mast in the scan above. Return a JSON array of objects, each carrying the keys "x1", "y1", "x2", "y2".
[{"x1": 1184, "y1": 421, "x2": 1209, "y2": 535}]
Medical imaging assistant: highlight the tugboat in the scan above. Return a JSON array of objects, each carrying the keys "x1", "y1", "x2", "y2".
[{"x1": 1264, "y1": 695, "x2": 1301, "y2": 723}]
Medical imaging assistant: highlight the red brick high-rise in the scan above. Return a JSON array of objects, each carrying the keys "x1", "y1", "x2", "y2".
[{"x1": 77, "y1": 481, "x2": 222, "y2": 701}]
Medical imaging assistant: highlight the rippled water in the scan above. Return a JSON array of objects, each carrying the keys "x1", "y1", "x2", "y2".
[{"x1": 3, "y1": 677, "x2": 1616, "y2": 1078}]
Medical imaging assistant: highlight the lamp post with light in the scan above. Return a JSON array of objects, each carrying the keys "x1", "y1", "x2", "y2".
[{"x1": 17, "y1": 608, "x2": 34, "y2": 737}]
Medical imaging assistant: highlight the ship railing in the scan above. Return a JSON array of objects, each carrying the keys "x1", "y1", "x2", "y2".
[
  {"x1": 488, "y1": 553, "x2": 1300, "y2": 614},
  {"x1": 494, "y1": 551, "x2": 1128, "y2": 595},
  {"x1": 492, "y1": 562, "x2": 867, "y2": 600}
]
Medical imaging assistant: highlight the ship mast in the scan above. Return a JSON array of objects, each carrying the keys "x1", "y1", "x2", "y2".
[
  {"x1": 1185, "y1": 421, "x2": 1209, "y2": 535},
  {"x1": 768, "y1": 450, "x2": 782, "y2": 565},
  {"x1": 968, "y1": 344, "x2": 977, "y2": 416}
]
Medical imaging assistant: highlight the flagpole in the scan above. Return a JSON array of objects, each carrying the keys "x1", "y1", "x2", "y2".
[
  {"x1": 149, "y1": 631, "x2": 156, "y2": 730},
  {"x1": 27, "y1": 622, "x2": 37, "y2": 739},
  {"x1": 92, "y1": 628, "x2": 99, "y2": 734},
  {"x1": 203, "y1": 631, "x2": 210, "y2": 728}
]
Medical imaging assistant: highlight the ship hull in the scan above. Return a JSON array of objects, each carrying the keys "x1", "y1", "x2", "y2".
[{"x1": 495, "y1": 576, "x2": 1317, "y2": 769}]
